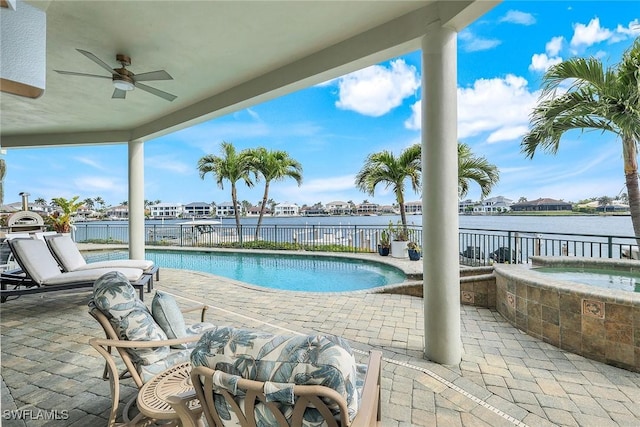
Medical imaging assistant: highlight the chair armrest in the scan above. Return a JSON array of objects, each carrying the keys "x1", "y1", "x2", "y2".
[
  {"x1": 180, "y1": 304, "x2": 208, "y2": 322},
  {"x1": 90, "y1": 334, "x2": 202, "y2": 350},
  {"x1": 351, "y1": 350, "x2": 382, "y2": 427}
]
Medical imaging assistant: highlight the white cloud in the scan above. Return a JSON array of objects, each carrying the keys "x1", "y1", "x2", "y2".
[
  {"x1": 619, "y1": 18, "x2": 640, "y2": 35},
  {"x1": 458, "y1": 30, "x2": 501, "y2": 52},
  {"x1": 148, "y1": 157, "x2": 193, "y2": 175},
  {"x1": 614, "y1": 19, "x2": 640, "y2": 40},
  {"x1": 335, "y1": 59, "x2": 419, "y2": 117},
  {"x1": 546, "y1": 36, "x2": 564, "y2": 56},
  {"x1": 73, "y1": 176, "x2": 122, "y2": 192},
  {"x1": 73, "y1": 156, "x2": 107, "y2": 171},
  {"x1": 405, "y1": 75, "x2": 538, "y2": 144},
  {"x1": 404, "y1": 101, "x2": 421, "y2": 131},
  {"x1": 500, "y1": 10, "x2": 536, "y2": 26},
  {"x1": 529, "y1": 36, "x2": 564, "y2": 72},
  {"x1": 486, "y1": 126, "x2": 530, "y2": 143},
  {"x1": 529, "y1": 53, "x2": 563, "y2": 72},
  {"x1": 458, "y1": 75, "x2": 539, "y2": 143},
  {"x1": 570, "y1": 17, "x2": 613, "y2": 48}
]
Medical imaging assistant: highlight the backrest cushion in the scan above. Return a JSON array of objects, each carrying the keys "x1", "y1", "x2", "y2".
[
  {"x1": 9, "y1": 238, "x2": 62, "y2": 284},
  {"x1": 46, "y1": 234, "x2": 87, "y2": 271},
  {"x1": 93, "y1": 271, "x2": 169, "y2": 365},
  {"x1": 152, "y1": 291, "x2": 187, "y2": 347},
  {"x1": 191, "y1": 326, "x2": 359, "y2": 419}
]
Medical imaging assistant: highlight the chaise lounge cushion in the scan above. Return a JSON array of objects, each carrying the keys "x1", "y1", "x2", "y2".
[
  {"x1": 93, "y1": 271, "x2": 169, "y2": 365},
  {"x1": 190, "y1": 326, "x2": 360, "y2": 424},
  {"x1": 47, "y1": 234, "x2": 155, "y2": 272}
]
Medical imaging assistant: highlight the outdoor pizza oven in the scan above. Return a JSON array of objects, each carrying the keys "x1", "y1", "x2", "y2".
[{"x1": 6, "y1": 192, "x2": 46, "y2": 234}]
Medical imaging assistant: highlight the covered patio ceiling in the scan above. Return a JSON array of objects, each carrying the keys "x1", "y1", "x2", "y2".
[{"x1": 1, "y1": 0, "x2": 498, "y2": 149}]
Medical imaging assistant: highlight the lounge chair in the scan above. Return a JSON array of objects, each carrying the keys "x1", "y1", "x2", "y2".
[
  {"x1": 88, "y1": 271, "x2": 213, "y2": 426},
  {"x1": 0, "y1": 238, "x2": 152, "y2": 301},
  {"x1": 44, "y1": 233, "x2": 160, "y2": 281}
]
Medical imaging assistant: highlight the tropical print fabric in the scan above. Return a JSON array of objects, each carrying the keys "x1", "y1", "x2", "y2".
[
  {"x1": 92, "y1": 271, "x2": 169, "y2": 365},
  {"x1": 191, "y1": 326, "x2": 362, "y2": 426},
  {"x1": 151, "y1": 290, "x2": 215, "y2": 349}
]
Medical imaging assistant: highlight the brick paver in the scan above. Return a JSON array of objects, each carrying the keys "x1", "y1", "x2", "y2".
[{"x1": 1, "y1": 263, "x2": 640, "y2": 426}]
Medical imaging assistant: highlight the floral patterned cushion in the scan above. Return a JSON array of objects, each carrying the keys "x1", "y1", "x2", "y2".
[
  {"x1": 190, "y1": 326, "x2": 360, "y2": 425},
  {"x1": 92, "y1": 271, "x2": 169, "y2": 365}
]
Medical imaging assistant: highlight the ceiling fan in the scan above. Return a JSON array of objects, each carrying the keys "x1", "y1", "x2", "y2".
[{"x1": 54, "y1": 49, "x2": 177, "y2": 102}]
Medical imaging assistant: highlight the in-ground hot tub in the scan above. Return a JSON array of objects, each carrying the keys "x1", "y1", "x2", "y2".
[{"x1": 494, "y1": 256, "x2": 640, "y2": 372}]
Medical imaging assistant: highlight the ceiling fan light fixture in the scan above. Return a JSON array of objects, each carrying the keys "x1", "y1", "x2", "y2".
[{"x1": 113, "y1": 78, "x2": 134, "y2": 91}]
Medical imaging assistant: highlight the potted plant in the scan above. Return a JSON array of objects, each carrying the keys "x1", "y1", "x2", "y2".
[
  {"x1": 47, "y1": 196, "x2": 83, "y2": 234},
  {"x1": 378, "y1": 230, "x2": 390, "y2": 256},
  {"x1": 407, "y1": 241, "x2": 421, "y2": 261},
  {"x1": 388, "y1": 221, "x2": 409, "y2": 258}
]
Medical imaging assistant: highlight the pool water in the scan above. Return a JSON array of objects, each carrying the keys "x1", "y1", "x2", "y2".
[
  {"x1": 534, "y1": 267, "x2": 640, "y2": 293},
  {"x1": 86, "y1": 250, "x2": 406, "y2": 292}
]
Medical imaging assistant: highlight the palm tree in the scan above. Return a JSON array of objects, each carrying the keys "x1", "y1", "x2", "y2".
[
  {"x1": 94, "y1": 196, "x2": 105, "y2": 212},
  {"x1": 355, "y1": 144, "x2": 421, "y2": 229},
  {"x1": 35, "y1": 197, "x2": 47, "y2": 206},
  {"x1": 267, "y1": 198, "x2": 276, "y2": 215},
  {"x1": 458, "y1": 142, "x2": 500, "y2": 199},
  {"x1": 245, "y1": 148, "x2": 303, "y2": 239},
  {"x1": 83, "y1": 198, "x2": 95, "y2": 210},
  {"x1": 197, "y1": 141, "x2": 253, "y2": 235},
  {"x1": 598, "y1": 195, "x2": 613, "y2": 213},
  {"x1": 522, "y1": 38, "x2": 640, "y2": 241},
  {"x1": 356, "y1": 143, "x2": 499, "y2": 228}
]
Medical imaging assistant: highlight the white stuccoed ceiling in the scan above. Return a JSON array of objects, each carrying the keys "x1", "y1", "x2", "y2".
[{"x1": 0, "y1": 0, "x2": 499, "y2": 149}]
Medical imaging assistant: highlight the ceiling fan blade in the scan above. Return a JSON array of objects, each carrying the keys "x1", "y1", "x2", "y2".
[
  {"x1": 112, "y1": 88, "x2": 127, "y2": 99},
  {"x1": 135, "y1": 82, "x2": 177, "y2": 102},
  {"x1": 76, "y1": 49, "x2": 118, "y2": 75},
  {"x1": 133, "y1": 70, "x2": 173, "y2": 82},
  {"x1": 54, "y1": 70, "x2": 111, "y2": 79}
]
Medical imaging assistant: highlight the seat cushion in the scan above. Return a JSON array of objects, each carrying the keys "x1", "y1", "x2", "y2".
[
  {"x1": 191, "y1": 326, "x2": 359, "y2": 421},
  {"x1": 93, "y1": 271, "x2": 169, "y2": 365}
]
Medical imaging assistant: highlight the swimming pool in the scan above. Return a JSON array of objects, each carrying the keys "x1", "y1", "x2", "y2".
[{"x1": 86, "y1": 250, "x2": 406, "y2": 292}]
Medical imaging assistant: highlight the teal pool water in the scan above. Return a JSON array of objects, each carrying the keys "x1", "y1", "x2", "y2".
[
  {"x1": 86, "y1": 250, "x2": 406, "y2": 292},
  {"x1": 534, "y1": 267, "x2": 640, "y2": 293}
]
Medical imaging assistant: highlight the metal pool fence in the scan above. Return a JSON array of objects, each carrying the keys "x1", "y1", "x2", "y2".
[{"x1": 72, "y1": 223, "x2": 638, "y2": 266}]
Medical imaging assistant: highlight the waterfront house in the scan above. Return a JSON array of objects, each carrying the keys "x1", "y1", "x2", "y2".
[
  {"x1": 105, "y1": 205, "x2": 128, "y2": 219},
  {"x1": 216, "y1": 201, "x2": 239, "y2": 217},
  {"x1": 274, "y1": 202, "x2": 300, "y2": 216},
  {"x1": 183, "y1": 202, "x2": 213, "y2": 218},
  {"x1": 510, "y1": 198, "x2": 573, "y2": 212},
  {"x1": 149, "y1": 203, "x2": 184, "y2": 219},
  {"x1": 477, "y1": 196, "x2": 513, "y2": 214},
  {"x1": 356, "y1": 202, "x2": 380, "y2": 215},
  {"x1": 404, "y1": 201, "x2": 422, "y2": 215},
  {"x1": 326, "y1": 201, "x2": 352, "y2": 216}
]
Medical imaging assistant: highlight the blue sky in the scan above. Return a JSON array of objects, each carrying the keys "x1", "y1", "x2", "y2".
[{"x1": 3, "y1": 1, "x2": 639, "y2": 208}]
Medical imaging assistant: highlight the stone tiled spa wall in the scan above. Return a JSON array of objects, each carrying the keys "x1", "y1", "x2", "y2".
[{"x1": 494, "y1": 263, "x2": 639, "y2": 372}]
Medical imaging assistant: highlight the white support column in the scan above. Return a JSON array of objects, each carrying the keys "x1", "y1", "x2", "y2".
[
  {"x1": 128, "y1": 139, "x2": 145, "y2": 260},
  {"x1": 421, "y1": 25, "x2": 461, "y2": 364}
]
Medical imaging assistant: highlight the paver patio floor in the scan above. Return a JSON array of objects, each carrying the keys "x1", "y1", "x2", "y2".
[{"x1": 1, "y1": 267, "x2": 640, "y2": 426}]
